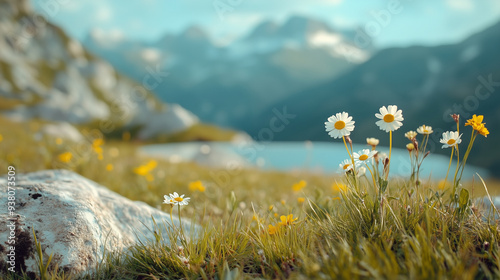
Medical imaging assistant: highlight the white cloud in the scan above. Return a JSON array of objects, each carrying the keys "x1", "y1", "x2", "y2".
[
  {"x1": 95, "y1": 4, "x2": 113, "y2": 22},
  {"x1": 320, "y1": 0, "x2": 343, "y2": 4},
  {"x1": 446, "y1": 0, "x2": 474, "y2": 11}
]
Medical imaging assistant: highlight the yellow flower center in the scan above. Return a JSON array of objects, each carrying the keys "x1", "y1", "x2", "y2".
[
  {"x1": 359, "y1": 154, "x2": 368, "y2": 161},
  {"x1": 334, "y1": 120, "x2": 346, "y2": 130},
  {"x1": 447, "y1": 139, "x2": 456, "y2": 145},
  {"x1": 174, "y1": 197, "x2": 184, "y2": 202},
  {"x1": 383, "y1": 114, "x2": 395, "y2": 123},
  {"x1": 343, "y1": 164, "x2": 350, "y2": 170}
]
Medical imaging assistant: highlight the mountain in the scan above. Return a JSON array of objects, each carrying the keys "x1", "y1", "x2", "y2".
[
  {"x1": 250, "y1": 20, "x2": 500, "y2": 175},
  {"x1": 83, "y1": 15, "x2": 370, "y2": 127},
  {"x1": 0, "y1": 0, "x2": 199, "y2": 140},
  {"x1": 236, "y1": 15, "x2": 369, "y2": 62}
]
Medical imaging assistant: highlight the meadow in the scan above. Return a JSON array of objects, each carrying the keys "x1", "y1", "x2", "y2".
[{"x1": 1, "y1": 107, "x2": 500, "y2": 280}]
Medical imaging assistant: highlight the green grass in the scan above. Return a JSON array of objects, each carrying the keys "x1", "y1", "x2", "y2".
[{"x1": 1, "y1": 116, "x2": 500, "y2": 279}]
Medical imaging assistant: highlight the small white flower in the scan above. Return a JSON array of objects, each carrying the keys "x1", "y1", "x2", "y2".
[
  {"x1": 168, "y1": 192, "x2": 190, "y2": 206},
  {"x1": 353, "y1": 149, "x2": 377, "y2": 166},
  {"x1": 379, "y1": 152, "x2": 388, "y2": 162},
  {"x1": 339, "y1": 159, "x2": 353, "y2": 173},
  {"x1": 163, "y1": 195, "x2": 174, "y2": 205},
  {"x1": 366, "y1": 138, "x2": 379, "y2": 146},
  {"x1": 325, "y1": 112, "x2": 355, "y2": 139},
  {"x1": 417, "y1": 125, "x2": 433, "y2": 135},
  {"x1": 440, "y1": 131, "x2": 462, "y2": 149},
  {"x1": 405, "y1": 131, "x2": 417, "y2": 140},
  {"x1": 375, "y1": 105, "x2": 404, "y2": 132},
  {"x1": 357, "y1": 166, "x2": 366, "y2": 177}
]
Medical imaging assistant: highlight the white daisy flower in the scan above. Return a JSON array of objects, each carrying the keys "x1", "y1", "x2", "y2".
[
  {"x1": 339, "y1": 159, "x2": 353, "y2": 173},
  {"x1": 375, "y1": 105, "x2": 404, "y2": 132},
  {"x1": 163, "y1": 195, "x2": 174, "y2": 205},
  {"x1": 353, "y1": 149, "x2": 377, "y2": 166},
  {"x1": 440, "y1": 131, "x2": 462, "y2": 149},
  {"x1": 325, "y1": 112, "x2": 355, "y2": 139},
  {"x1": 417, "y1": 125, "x2": 433, "y2": 135},
  {"x1": 168, "y1": 192, "x2": 190, "y2": 206},
  {"x1": 405, "y1": 131, "x2": 417, "y2": 140}
]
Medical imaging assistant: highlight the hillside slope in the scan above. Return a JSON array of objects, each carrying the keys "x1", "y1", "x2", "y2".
[{"x1": 0, "y1": 0, "x2": 198, "y2": 140}]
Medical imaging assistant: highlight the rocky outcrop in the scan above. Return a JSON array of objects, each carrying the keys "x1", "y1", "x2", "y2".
[
  {"x1": 0, "y1": 170, "x2": 197, "y2": 275},
  {"x1": 0, "y1": 0, "x2": 198, "y2": 139}
]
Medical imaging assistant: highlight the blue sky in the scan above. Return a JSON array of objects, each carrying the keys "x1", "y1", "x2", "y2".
[{"x1": 32, "y1": 0, "x2": 500, "y2": 47}]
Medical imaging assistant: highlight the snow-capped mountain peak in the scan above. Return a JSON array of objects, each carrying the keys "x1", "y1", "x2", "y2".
[{"x1": 236, "y1": 14, "x2": 369, "y2": 61}]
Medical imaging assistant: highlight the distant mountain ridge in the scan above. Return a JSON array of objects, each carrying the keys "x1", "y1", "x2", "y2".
[
  {"x1": 0, "y1": 0, "x2": 199, "y2": 140},
  {"x1": 83, "y1": 15, "x2": 371, "y2": 127},
  {"x1": 249, "y1": 20, "x2": 500, "y2": 175}
]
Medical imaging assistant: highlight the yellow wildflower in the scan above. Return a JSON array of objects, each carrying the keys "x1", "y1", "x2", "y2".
[
  {"x1": 437, "y1": 180, "x2": 446, "y2": 190},
  {"x1": 465, "y1": 114, "x2": 484, "y2": 129},
  {"x1": 292, "y1": 180, "x2": 307, "y2": 192},
  {"x1": 297, "y1": 197, "x2": 305, "y2": 204},
  {"x1": 332, "y1": 182, "x2": 347, "y2": 192},
  {"x1": 106, "y1": 164, "x2": 114, "y2": 171},
  {"x1": 92, "y1": 138, "x2": 104, "y2": 160},
  {"x1": 58, "y1": 152, "x2": 72, "y2": 163},
  {"x1": 146, "y1": 160, "x2": 157, "y2": 169},
  {"x1": 268, "y1": 224, "x2": 279, "y2": 235},
  {"x1": 134, "y1": 160, "x2": 157, "y2": 180},
  {"x1": 478, "y1": 124, "x2": 489, "y2": 137},
  {"x1": 465, "y1": 115, "x2": 489, "y2": 137},
  {"x1": 278, "y1": 214, "x2": 298, "y2": 226},
  {"x1": 188, "y1": 180, "x2": 206, "y2": 192}
]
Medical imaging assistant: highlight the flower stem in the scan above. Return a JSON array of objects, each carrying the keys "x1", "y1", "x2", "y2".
[
  {"x1": 386, "y1": 131, "x2": 392, "y2": 180},
  {"x1": 169, "y1": 206, "x2": 174, "y2": 229},
  {"x1": 443, "y1": 146, "x2": 454, "y2": 186},
  {"x1": 178, "y1": 204, "x2": 186, "y2": 241},
  {"x1": 343, "y1": 136, "x2": 357, "y2": 186},
  {"x1": 343, "y1": 136, "x2": 354, "y2": 168},
  {"x1": 422, "y1": 134, "x2": 429, "y2": 155},
  {"x1": 456, "y1": 130, "x2": 477, "y2": 186},
  {"x1": 366, "y1": 165, "x2": 378, "y2": 197},
  {"x1": 453, "y1": 145, "x2": 460, "y2": 187}
]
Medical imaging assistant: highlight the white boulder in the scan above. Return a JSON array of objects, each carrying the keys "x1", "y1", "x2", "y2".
[
  {"x1": 0, "y1": 170, "x2": 197, "y2": 275},
  {"x1": 40, "y1": 122, "x2": 84, "y2": 142}
]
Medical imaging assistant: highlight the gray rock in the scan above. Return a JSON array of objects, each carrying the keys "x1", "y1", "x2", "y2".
[
  {"x1": 0, "y1": 170, "x2": 197, "y2": 275},
  {"x1": 0, "y1": 0, "x2": 199, "y2": 139}
]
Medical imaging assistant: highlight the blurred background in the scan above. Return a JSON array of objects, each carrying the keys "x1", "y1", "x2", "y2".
[{"x1": 1, "y1": 0, "x2": 499, "y2": 178}]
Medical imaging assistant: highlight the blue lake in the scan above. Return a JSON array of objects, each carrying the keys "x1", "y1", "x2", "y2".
[{"x1": 142, "y1": 142, "x2": 489, "y2": 180}]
